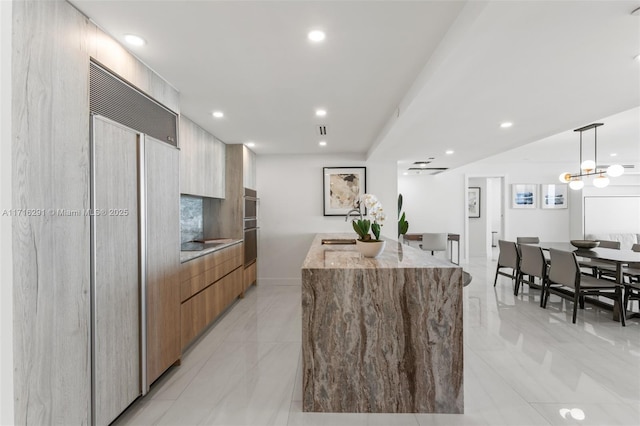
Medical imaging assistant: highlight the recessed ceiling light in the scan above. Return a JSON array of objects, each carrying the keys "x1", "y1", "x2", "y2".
[
  {"x1": 124, "y1": 34, "x2": 146, "y2": 46},
  {"x1": 634, "y1": 54, "x2": 640, "y2": 62},
  {"x1": 402, "y1": 172, "x2": 409, "y2": 176},
  {"x1": 212, "y1": 111, "x2": 224, "y2": 118},
  {"x1": 445, "y1": 150, "x2": 454, "y2": 155},
  {"x1": 610, "y1": 153, "x2": 617, "y2": 157},
  {"x1": 246, "y1": 142, "x2": 255, "y2": 148},
  {"x1": 315, "y1": 109, "x2": 327, "y2": 117},
  {"x1": 500, "y1": 122, "x2": 513, "y2": 128},
  {"x1": 308, "y1": 30, "x2": 326, "y2": 42},
  {"x1": 319, "y1": 141, "x2": 327, "y2": 146}
]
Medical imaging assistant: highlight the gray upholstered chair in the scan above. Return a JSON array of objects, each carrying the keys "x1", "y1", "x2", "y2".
[
  {"x1": 420, "y1": 233, "x2": 448, "y2": 256},
  {"x1": 598, "y1": 243, "x2": 640, "y2": 311},
  {"x1": 542, "y1": 248, "x2": 625, "y2": 326},
  {"x1": 597, "y1": 240, "x2": 622, "y2": 249},
  {"x1": 515, "y1": 243, "x2": 547, "y2": 300},
  {"x1": 494, "y1": 240, "x2": 520, "y2": 289},
  {"x1": 579, "y1": 239, "x2": 621, "y2": 276},
  {"x1": 516, "y1": 237, "x2": 540, "y2": 244}
]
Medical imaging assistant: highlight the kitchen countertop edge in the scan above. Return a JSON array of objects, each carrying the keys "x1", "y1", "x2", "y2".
[{"x1": 180, "y1": 239, "x2": 243, "y2": 263}]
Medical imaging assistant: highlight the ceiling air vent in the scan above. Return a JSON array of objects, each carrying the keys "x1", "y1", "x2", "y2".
[
  {"x1": 407, "y1": 167, "x2": 449, "y2": 175},
  {"x1": 316, "y1": 125, "x2": 328, "y2": 136}
]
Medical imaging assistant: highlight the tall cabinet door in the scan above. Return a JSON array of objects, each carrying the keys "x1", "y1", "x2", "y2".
[
  {"x1": 91, "y1": 116, "x2": 141, "y2": 425},
  {"x1": 144, "y1": 136, "x2": 181, "y2": 385}
]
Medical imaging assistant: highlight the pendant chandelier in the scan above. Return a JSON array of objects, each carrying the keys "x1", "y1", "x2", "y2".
[{"x1": 558, "y1": 123, "x2": 624, "y2": 190}]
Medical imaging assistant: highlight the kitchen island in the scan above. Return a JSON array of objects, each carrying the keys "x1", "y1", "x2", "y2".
[{"x1": 301, "y1": 234, "x2": 463, "y2": 413}]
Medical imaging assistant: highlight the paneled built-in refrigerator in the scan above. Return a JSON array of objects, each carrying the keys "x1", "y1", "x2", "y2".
[{"x1": 90, "y1": 114, "x2": 179, "y2": 425}]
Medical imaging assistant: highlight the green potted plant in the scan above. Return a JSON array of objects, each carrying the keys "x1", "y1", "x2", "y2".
[
  {"x1": 397, "y1": 193, "x2": 409, "y2": 240},
  {"x1": 352, "y1": 194, "x2": 386, "y2": 258}
]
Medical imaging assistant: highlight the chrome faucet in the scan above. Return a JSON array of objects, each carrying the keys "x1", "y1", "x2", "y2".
[{"x1": 345, "y1": 208, "x2": 363, "y2": 222}]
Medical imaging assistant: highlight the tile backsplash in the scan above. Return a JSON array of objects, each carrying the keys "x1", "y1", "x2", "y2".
[{"x1": 180, "y1": 195, "x2": 203, "y2": 243}]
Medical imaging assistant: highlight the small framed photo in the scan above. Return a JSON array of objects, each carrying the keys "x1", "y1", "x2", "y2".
[
  {"x1": 541, "y1": 184, "x2": 568, "y2": 209},
  {"x1": 468, "y1": 187, "x2": 481, "y2": 218},
  {"x1": 512, "y1": 184, "x2": 537, "y2": 209},
  {"x1": 323, "y1": 167, "x2": 366, "y2": 216}
]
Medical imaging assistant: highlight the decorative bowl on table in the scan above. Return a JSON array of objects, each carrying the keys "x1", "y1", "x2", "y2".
[{"x1": 570, "y1": 240, "x2": 600, "y2": 249}]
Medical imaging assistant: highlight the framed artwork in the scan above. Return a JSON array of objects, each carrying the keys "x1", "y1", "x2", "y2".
[
  {"x1": 323, "y1": 167, "x2": 366, "y2": 216},
  {"x1": 512, "y1": 184, "x2": 537, "y2": 209},
  {"x1": 541, "y1": 184, "x2": 568, "y2": 209},
  {"x1": 468, "y1": 187, "x2": 481, "y2": 218}
]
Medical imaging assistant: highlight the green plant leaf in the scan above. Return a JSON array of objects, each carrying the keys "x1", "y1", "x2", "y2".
[
  {"x1": 372, "y1": 223, "x2": 381, "y2": 240},
  {"x1": 398, "y1": 193, "x2": 403, "y2": 216},
  {"x1": 352, "y1": 219, "x2": 371, "y2": 239}
]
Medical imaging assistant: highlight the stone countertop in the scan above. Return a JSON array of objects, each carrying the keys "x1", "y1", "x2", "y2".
[
  {"x1": 180, "y1": 239, "x2": 243, "y2": 263},
  {"x1": 302, "y1": 233, "x2": 458, "y2": 270}
]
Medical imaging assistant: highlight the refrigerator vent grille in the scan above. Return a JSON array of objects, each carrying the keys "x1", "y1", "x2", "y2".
[{"x1": 89, "y1": 62, "x2": 178, "y2": 146}]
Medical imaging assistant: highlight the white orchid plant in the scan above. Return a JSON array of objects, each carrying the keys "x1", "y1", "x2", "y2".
[{"x1": 352, "y1": 194, "x2": 386, "y2": 242}]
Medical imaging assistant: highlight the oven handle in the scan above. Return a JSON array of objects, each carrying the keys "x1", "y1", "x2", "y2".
[
  {"x1": 244, "y1": 196, "x2": 259, "y2": 201},
  {"x1": 244, "y1": 227, "x2": 260, "y2": 231}
]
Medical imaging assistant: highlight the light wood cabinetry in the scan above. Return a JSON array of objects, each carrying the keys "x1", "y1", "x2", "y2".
[
  {"x1": 243, "y1": 145, "x2": 257, "y2": 190},
  {"x1": 179, "y1": 115, "x2": 225, "y2": 198},
  {"x1": 92, "y1": 117, "x2": 141, "y2": 426},
  {"x1": 243, "y1": 261, "x2": 257, "y2": 291},
  {"x1": 209, "y1": 144, "x2": 259, "y2": 291},
  {"x1": 13, "y1": 2, "x2": 181, "y2": 423},
  {"x1": 180, "y1": 243, "x2": 244, "y2": 348},
  {"x1": 144, "y1": 137, "x2": 181, "y2": 386}
]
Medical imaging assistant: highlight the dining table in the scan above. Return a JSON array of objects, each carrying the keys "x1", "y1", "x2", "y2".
[{"x1": 531, "y1": 242, "x2": 640, "y2": 320}]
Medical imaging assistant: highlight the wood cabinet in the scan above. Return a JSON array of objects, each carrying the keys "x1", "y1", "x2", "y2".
[
  {"x1": 243, "y1": 261, "x2": 257, "y2": 291},
  {"x1": 180, "y1": 243, "x2": 244, "y2": 348},
  {"x1": 179, "y1": 115, "x2": 225, "y2": 198},
  {"x1": 144, "y1": 137, "x2": 181, "y2": 387},
  {"x1": 243, "y1": 145, "x2": 257, "y2": 190}
]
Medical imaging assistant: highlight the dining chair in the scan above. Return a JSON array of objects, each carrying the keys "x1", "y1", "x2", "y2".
[
  {"x1": 515, "y1": 243, "x2": 547, "y2": 300},
  {"x1": 579, "y1": 239, "x2": 621, "y2": 276},
  {"x1": 494, "y1": 240, "x2": 520, "y2": 289},
  {"x1": 516, "y1": 237, "x2": 540, "y2": 244},
  {"x1": 420, "y1": 233, "x2": 448, "y2": 256},
  {"x1": 598, "y1": 243, "x2": 640, "y2": 311},
  {"x1": 516, "y1": 237, "x2": 542, "y2": 284},
  {"x1": 597, "y1": 240, "x2": 621, "y2": 249},
  {"x1": 542, "y1": 248, "x2": 625, "y2": 326}
]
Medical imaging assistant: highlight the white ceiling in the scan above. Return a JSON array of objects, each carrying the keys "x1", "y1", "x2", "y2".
[{"x1": 70, "y1": 0, "x2": 640, "y2": 171}]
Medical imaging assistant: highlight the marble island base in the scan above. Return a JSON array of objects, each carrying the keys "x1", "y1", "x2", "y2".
[{"x1": 301, "y1": 234, "x2": 463, "y2": 413}]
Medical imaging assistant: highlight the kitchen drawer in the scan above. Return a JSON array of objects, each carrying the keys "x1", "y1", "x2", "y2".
[
  {"x1": 181, "y1": 247, "x2": 242, "y2": 302},
  {"x1": 180, "y1": 290, "x2": 206, "y2": 348},
  {"x1": 181, "y1": 266, "x2": 243, "y2": 349},
  {"x1": 244, "y1": 261, "x2": 257, "y2": 291},
  {"x1": 180, "y1": 255, "x2": 206, "y2": 281}
]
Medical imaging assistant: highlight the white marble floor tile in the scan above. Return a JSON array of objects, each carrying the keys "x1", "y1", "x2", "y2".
[
  {"x1": 112, "y1": 399, "x2": 175, "y2": 426},
  {"x1": 530, "y1": 403, "x2": 640, "y2": 426},
  {"x1": 115, "y1": 256, "x2": 640, "y2": 426}
]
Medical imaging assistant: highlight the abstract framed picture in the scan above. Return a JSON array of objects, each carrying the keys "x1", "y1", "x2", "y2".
[
  {"x1": 512, "y1": 183, "x2": 537, "y2": 209},
  {"x1": 468, "y1": 187, "x2": 481, "y2": 218},
  {"x1": 541, "y1": 184, "x2": 568, "y2": 209},
  {"x1": 323, "y1": 167, "x2": 366, "y2": 216}
]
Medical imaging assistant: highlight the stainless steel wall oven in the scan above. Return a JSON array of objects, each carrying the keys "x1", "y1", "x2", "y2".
[{"x1": 244, "y1": 188, "x2": 258, "y2": 266}]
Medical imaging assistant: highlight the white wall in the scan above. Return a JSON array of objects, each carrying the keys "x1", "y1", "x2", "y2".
[
  {"x1": 0, "y1": 0, "x2": 13, "y2": 423},
  {"x1": 468, "y1": 177, "x2": 487, "y2": 257},
  {"x1": 488, "y1": 177, "x2": 502, "y2": 240},
  {"x1": 397, "y1": 160, "x2": 633, "y2": 262},
  {"x1": 256, "y1": 154, "x2": 397, "y2": 285}
]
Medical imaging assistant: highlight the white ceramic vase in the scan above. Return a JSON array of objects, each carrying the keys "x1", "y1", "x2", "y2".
[{"x1": 356, "y1": 240, "x2": 386, "y2": 258}]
